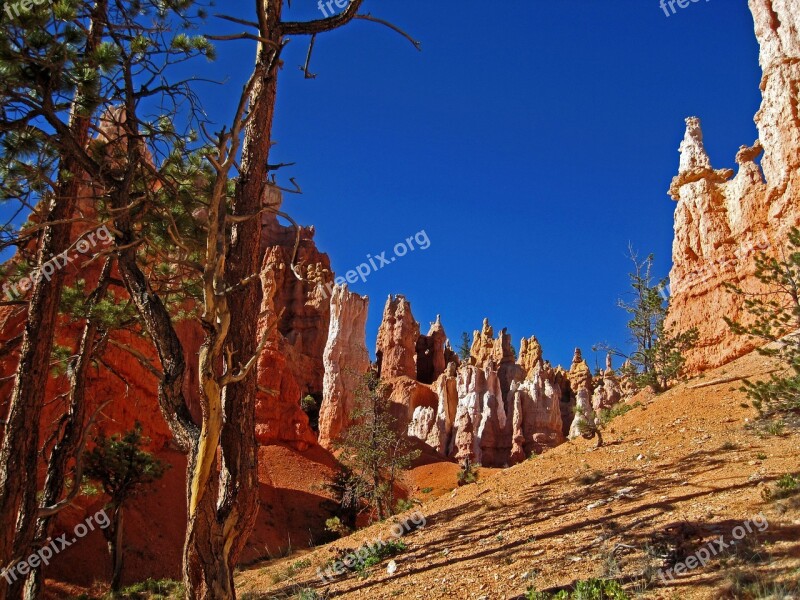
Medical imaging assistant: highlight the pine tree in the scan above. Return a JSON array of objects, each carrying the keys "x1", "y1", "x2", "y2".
[
  {"x1": 335, "y1": 373, "x2": 420, "y2": 521},
  {"x1": 458, "y1": 331, "x2": 472, "y2": 362},
  {"x1": 596, "y1": 249, "x2": 697, "y2": 393},
  {"x1": 725, "y1": 228, "x2": 800, "y2": 422},
  {"x1": 84, "y1": 423, "x2": 167, "y2": 592},
  {"x1": 0, "y1": 2, "x2": 418, "y2": 597}
]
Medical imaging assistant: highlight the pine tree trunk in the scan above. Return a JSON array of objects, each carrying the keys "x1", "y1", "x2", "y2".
[
  {"x1": 182, "y1": 3, "x2": 282, "y2": 597},
  {"x1": 109, "y1": 506, "x2": 124, "y2": 593},
  {"x1": 0, "y1": 6, "x2": 107, "y2": 598},
  {"x1": 23, "y1": 260, "x2": 112, "y2": 600}
]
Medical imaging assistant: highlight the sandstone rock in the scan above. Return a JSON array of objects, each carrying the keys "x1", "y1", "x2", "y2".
[
  {"x1": 251, "y1": 199, "x2": 338, "y2": 449},
  {"x1": 592, "y1": 355, "x2": 623, "y2": 411},
  {"x1": 468, "y1": 320, "x2": 523, "y2": 400},
  {"x1": 453, "y1": 408, "x2": 476, "y2": 467},
  {"x1": 383, "y1": 376, "x2": 438, "y2": 434},
  {"x1": 260, "y1": 210, "x2": 333, "y2": 400},
  {"x1": 444, "y1": 340, "x2": 459, "y2": 369},
  {"x1": 567, "y1": 348, "x2": 596, "y2": 439},
  {"x1": 408, "y1": 406, "x2": 436, "y2": 441},
  {"x1": 476, "y1": 364, "x2": 509, "y2": 467},
  {"x1": 619, "y1": 360, "x2": 638, "y2": 401},
  {"x1": 569, "y1": 392, "x2": 597, "y2": 441},
  {"x1": 519, "y1": 335, "x2": 544, "y2": 376},
  {"x1": 567, "y1": 348, "x2": 592, "y2": 394},
  {"x1": 509, "y1": 389, "x2": 526, "y2": 464},
  {"x1": 376, "y1": 295, "x2": 420, "y2": 379},
  {"x1": 469, "y1": 318, "x2": 496, "y2": 367},
  {"x1": 495, "y1": 329, "x2": 525, "y2": 403},
  {"x1": 423, "y1": 363, "x2": 459, "y2": 454},
  {"x1": 451, "y1": 366, "x2": 486, "y2": 463},
  {"x1": 507, "y1": 361, "x2": 565, "y2": 462},
  {"x1": 317, "y1": 285, "x2": 370, "y2": 449},
  {"x1": 666, "y1": 1, "x2": 800, "y2": 374},
  {"x1": 416, "y1": 314, "x2": 448, "y2": 384}
]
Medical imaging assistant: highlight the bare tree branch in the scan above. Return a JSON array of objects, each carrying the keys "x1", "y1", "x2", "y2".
[
  {"x1": 354, "y1": 14, "x2": 422, "y2": 50},
  {"x1": 280, "y1": 0, "x2": 365, "y2": 36}
]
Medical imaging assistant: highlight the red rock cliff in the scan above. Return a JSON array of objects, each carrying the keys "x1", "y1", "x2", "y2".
[{"x1": 666, "y1": 0, "x2": 800, "y2": 374}]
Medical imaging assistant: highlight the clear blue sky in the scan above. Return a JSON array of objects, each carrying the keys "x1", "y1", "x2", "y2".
[
  {"x1": 249, "y1": 0, "x2": 761, "y2": 368},
  {"x1": 11, "y1": 0, "x2": 766, "y2": 369}
]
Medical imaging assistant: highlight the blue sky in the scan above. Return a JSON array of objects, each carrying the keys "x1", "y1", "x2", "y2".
[
  {"x1": 247, "y1": 0, "x2": 761, "y2": 368},
  {"x1": 7, "y1": 0, "x2": 764, "y2": 369}
]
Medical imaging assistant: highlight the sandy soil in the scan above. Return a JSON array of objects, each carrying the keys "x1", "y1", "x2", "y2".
[{"x1": 235, "y1": 347, "x2": 800, "y2": 599}]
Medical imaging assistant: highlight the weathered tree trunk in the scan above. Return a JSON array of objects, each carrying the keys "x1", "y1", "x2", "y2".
[
  {"x1": 24, "y1": 260, "x2": 113, "y2": 600},
  {"x1": 0, "y1": 5, "x2": 107, "y2": 598},
  {"x1": 182, "y1": 3, "x2": 283, "y2": 597},
  {"x1": 109, "y1": 505, "x2": 124, "y2": 593}
]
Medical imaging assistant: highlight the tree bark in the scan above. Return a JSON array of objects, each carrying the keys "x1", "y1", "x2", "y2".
[
  {"x1": 0, "y1": 4, "x2": 107, "y2": 598},
  {"x1": 183, "y1": 3, "x2": 283, "y2": 597},
  {"x1": 24, "y1": 259, "x2": 113, "y2": 600},
  {"x1": 107, "y1": 504, "x2": 124, "y2": 593}
]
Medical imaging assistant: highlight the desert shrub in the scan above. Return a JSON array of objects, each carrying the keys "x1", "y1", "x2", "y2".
[
  {"x1": 109, "y1": 578, "x2": 184, "y2": 599},
  {"x1": 762, "y1": 473, "x2": 799, "y2": 502},
  {"x1": 394, "y1": 498, "x2": 415, "y2": 513},
  {"x1": 718, "y1": 568, "x2": 799, "y2": 599},
  {"x1": 321, "y1": 539, "x2": 407, "y2": 579},
  {"x1": 300, "y1": 395, "x2": 320, "y2": 431},
  {"x1": 526, "y1": 577, "x2": 629, "y2": 599},
  {"x1": 86, "y1": 423, "x2": 168, "y2": 592},
  {"x1": 456, "y1": 460, "x2": 479, "y2": 486},
  {"x1": 324, "y1": 516, "x2": 351, "y2": 538},
  {"x1": 354, "y1": 539, "x2": 407, "y2": 575},
  {"x1": 598, "y1": 402, "x2": 641, "y2": 425}
]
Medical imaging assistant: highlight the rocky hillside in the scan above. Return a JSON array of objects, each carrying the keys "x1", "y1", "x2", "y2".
[
  {"x1": 234, "y1": 346, "x2": 800, "y2": 600},
  {"x1": 3, "y1": 0, "x2": 798, "y2": 595}
]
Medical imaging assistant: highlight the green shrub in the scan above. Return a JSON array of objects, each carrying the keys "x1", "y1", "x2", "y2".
[
  {"x1": 394, "y1": 498, "x2": 415, "y2": 513},
  {"x1": 354, "y1": 539, "x2": 407, "y2": 575},
  {"x1": 526, "y1": 578, "x2": 629, "y2": 600},
  {"x1": 284, "y1": 557, "x2": 312, "y2": 579},
  {"x1": 324, "y1": 516, "x2": 350, "y2": 537},
  {"x1": 599, "y1": 402, "x2": 641, "y2": 425},
  {"x1": 725, "y1": 227, "x2": 800, "y2": 423},
  {"x1": 300, "y1": 395, "x2": 320, "y2": 431},
  {"x1": 110, "y1": 578, "x2": 184, "y2": 599},
  {"x1": 456, "y1": 461, "x2": 479, "y2": 486},
  {"x1": 321, "y1": 538, "x2": 408, "y2": 579},
  {"x1": 762, "y1": 473, "x2": 800, "y2": 502}
]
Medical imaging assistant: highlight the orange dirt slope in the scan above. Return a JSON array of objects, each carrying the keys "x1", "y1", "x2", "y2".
[{"x1": 236, "y1": 345, "x2": 800, "y2": 599}]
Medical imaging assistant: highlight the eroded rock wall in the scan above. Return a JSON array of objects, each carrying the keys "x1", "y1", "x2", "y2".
[
  {"x1": 317, "y1": 285, "x2": 370, "y2": 449},
  {"x1": 667, "y1": 0, "x2": 800, "y2": 373}
]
